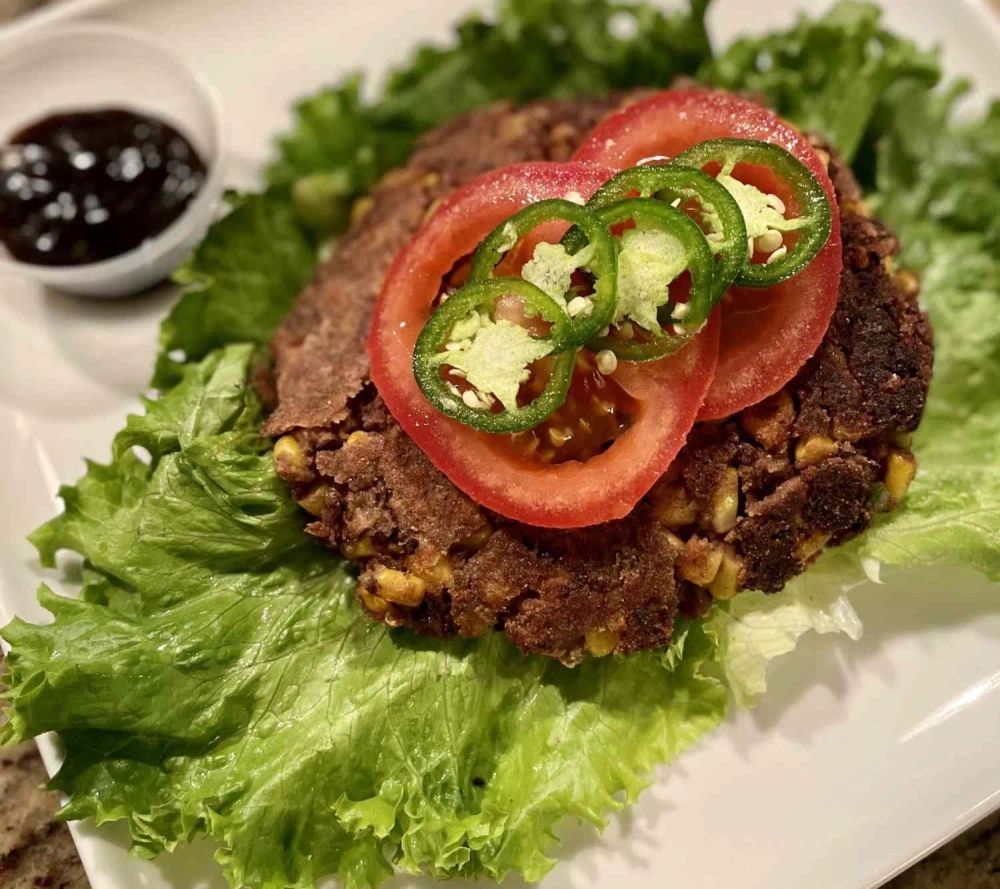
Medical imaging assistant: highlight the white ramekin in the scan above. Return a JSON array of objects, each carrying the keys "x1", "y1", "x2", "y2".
[{"x1": 0, "y1": 23, "x2": 226, "y2": 298}]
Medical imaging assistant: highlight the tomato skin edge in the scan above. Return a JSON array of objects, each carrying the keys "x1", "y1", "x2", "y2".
[{"x1": 374, "y1": 312, "x2": 720, "y2": 529}]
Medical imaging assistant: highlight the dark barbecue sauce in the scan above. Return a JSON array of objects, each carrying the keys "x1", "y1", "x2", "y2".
[{"x1": 0, "y1": 108, "x2": 207, "y2": 266}]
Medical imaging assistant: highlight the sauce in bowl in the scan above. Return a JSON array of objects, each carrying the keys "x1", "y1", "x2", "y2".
[{"x1": 0, "y1": 108, "x2": 207, "y2": 266}]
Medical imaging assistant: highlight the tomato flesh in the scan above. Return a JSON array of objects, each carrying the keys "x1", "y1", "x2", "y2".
[
  {"x1": 367, "y1": 161, "x2": 720, "y2": 528},
  {"x1": 574, "y1": 89, "x2": 842, "y2": 420},
  {"x1": 511, "y1": 351, "x2": 636, "y2": 465}
]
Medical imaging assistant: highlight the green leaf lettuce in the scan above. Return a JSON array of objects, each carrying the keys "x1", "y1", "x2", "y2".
[
  {"x1": 5, "y1": 345, "x2": 726, "y2": 888},
  {"x1": 268, "y1": 0, "x2": 712, "y2": 232},
  {"x1": 707, "y1": 2, "x2": 999, "y2": 581}
]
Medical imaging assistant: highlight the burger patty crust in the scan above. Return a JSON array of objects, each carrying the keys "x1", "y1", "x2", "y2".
[{"x1": 263, "y1": 96, "x2": 933, "y2": 664}]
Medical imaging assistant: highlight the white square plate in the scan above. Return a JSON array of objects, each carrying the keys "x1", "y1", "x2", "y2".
[{"x1": 1, "y1": 2, "x2": 998, "y2": 889}]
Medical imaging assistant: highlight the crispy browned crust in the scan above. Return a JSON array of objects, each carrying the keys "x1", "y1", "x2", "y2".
[{"x1": 265, "y1": 96, "x2": 933, "y2": 664}]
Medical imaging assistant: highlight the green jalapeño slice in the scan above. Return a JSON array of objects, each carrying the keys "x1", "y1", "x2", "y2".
[
  {"x1": 412, "y1": 277, "x2": 575, "y2": 434},
  {"x1": 587, "y1": 198, "x2": 715, "y2": 362},
  {"x1": 675, "y1": 138, "x2": 833, "y2": 287},
  {"x1": 569, "y1": 164, "x2": 748, "y2": 305},
  {"x1": 468, "y1": 198, "x2": 617, "y2": 348}
]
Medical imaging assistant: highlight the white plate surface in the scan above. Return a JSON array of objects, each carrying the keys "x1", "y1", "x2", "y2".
[{"x1": 1, "y1": 2, "x2": 998, "y2": 889}]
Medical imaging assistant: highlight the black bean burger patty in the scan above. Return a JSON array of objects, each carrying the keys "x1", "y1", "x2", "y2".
[{"x1": 263, "y1": 96, "x2": 932, "y2": 665}]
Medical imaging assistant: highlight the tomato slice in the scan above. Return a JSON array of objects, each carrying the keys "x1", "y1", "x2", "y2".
[
  {"x1": 368, "y1": 161, "x2": 720, "y2": 528},
  {"x1": 574, "y1": 89, "x2": 842, "y2": 420}
]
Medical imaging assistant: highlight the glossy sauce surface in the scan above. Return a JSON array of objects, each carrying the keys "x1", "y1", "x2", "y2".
[{"x1": 0, "y1": 108, "x2": 206, "y2": 266}]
